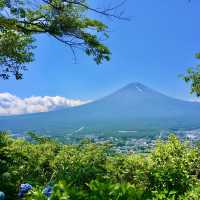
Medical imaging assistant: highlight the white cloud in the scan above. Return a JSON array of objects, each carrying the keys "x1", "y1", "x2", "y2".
[{"x1": 0, "y1": 93, "x2": 90, "y2": 116}]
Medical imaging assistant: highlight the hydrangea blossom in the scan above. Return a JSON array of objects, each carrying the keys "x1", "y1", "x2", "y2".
[
  {"x1": 18, "y1": 183, "x2": 32, "y2": 198},
  {"x1": 43, "y1": 186, "x2": 52, "y2": 197},
  {"x1": 0, "y1": 191, "x2": 5, "y2": 200}
]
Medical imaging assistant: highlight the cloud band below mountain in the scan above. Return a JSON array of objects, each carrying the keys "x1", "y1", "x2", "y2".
[{"x1": 0, "y1": 93, "x2": 90, "y2": 116}]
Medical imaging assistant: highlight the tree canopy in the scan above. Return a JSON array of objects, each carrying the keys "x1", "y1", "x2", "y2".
[
  {"x1": 0, "y1": 0, "x2": 126, "y2": 80},
  {"x1": 183, "y1": 54, "x2": 200, "y2": 97}
]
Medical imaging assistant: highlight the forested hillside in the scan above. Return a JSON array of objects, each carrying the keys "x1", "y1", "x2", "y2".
[{"x1": 1, "y1": 133, "x2": 200, "y2": 200}]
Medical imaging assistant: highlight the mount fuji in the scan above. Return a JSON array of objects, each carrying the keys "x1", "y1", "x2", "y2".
[{"x1": 0, "y1": 82, "x2": 200, "y2": 136}]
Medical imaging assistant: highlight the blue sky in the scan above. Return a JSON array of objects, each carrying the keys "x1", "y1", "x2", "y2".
[{"x1": 1, "y1": 0, "x2": 200, "y2": 101}]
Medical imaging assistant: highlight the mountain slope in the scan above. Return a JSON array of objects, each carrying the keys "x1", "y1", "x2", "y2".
[{"x1": 0, "y1": 82, "x2": 200, "y2": 135}]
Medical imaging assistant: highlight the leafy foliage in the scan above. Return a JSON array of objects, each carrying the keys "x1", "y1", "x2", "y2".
[
  {"x1": 0, "y1": 29, "x2": 34, "y2": 79},
  {"x1": 1, "y1": 132, "x2": 200, "y2": 199},
  {"x1": 183, "y1": 53, "x2": 200, "y2": 96},
  {"x1": 148, "y1": 135, "x2": 199, "y2": 198},
  {"x1": 0, "y1": 0, "x2": 117, "y2": 79}
]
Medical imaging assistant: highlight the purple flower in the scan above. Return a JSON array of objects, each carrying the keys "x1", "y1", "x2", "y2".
[
  {"x1": 18, "y1": 183, "x2": 32, "y2": 198},
  {"x1": 43, "y1": 186, "x2": 52, "y2": 197},
  {"x1": 18, "y1": 192, "x2": 24, "y2": 198}
]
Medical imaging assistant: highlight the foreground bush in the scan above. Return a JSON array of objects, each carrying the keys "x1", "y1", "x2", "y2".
[{"x1": 1, "y1": 132, "x2": 200, "y2": 199}]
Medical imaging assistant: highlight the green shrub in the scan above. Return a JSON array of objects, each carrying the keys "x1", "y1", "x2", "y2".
[
  {"x1": 148, "y1": 135, "x2": 199, "y2": 198},
  {"x1": 1, "y1": 132, "x2": 200, "y2": 200}
]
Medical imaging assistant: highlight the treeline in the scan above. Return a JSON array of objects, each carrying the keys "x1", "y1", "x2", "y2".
[{"x1": 1, "y1": 132, "x2": 200, "y2": 200}]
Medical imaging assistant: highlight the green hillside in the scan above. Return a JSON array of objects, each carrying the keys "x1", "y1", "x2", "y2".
[{"x1": 1, "y1": 132, "x2": 200, "y2": 200}]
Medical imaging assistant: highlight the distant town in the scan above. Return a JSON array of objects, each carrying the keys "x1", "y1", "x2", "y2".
[
  {"x1": 10, "y1": 128, "x2": 200, "y2": 154},
  {"x1": 52, "y1": 128, "x2": 200, "y2": 154}
]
